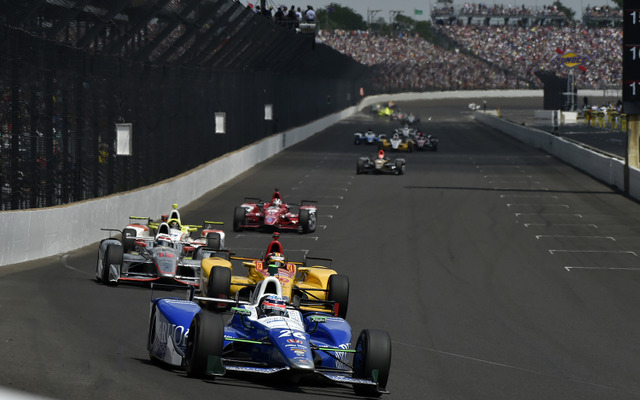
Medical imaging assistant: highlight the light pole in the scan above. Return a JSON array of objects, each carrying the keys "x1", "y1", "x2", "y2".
[
  {"x1": 367, "y1": 9, "x2": 381, "y2": 26},
  {"x1": 390, "y1": 10, "x2": 403, "y2": 25}
]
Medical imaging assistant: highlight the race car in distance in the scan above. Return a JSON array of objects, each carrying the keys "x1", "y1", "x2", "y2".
[
  {"x1": 357, "y1": 150, "x2": 405, "y2": 175},
  {"x1": 200, "y1": 232, "x2": 350, "y2": 318},
  {"x1": 414, "y1": 130, "x2": 439, "y2": 152},
  {"x1": 378, "y1": 131, "x2": 414, "y2": 152},
  {"x1": 396, "y1": 124, "x2": 416, "y2": 139},
  {"x1": 120, "y1": 204, "x2": 225, "y2": 252},
  {"x1": 147, "y1": 277, "x2": 391, "y2": 397},
  {"x1": 151, "y1": 204, "x2": 226, "y2": 251},
  {"x1": 96, "y1": 227, "x2": 202, "y2": 287},
  {"x1": 400, "y1": 112, "x2": 420, "y2": 125},
  {"x1": 354, "y1": 129, "x2": 385, "y2": 145},
  {"x1": 233, "y1": 188, "x2": 317, "y2": 233}
]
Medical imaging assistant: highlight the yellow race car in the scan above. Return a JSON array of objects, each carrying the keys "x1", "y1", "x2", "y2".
[
  {"x1": 378, "y1": 132, "x2": 414, "y2": 152},
  {"x1": 147, "y1": 204, "x2": 225, "y2": 251},
  {"x1": 199, "y1": 233, "x2": 349, "y2": 318}
]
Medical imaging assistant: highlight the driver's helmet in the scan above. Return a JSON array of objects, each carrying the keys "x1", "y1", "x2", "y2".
[
  {"x1": 265, "y1": 252, "x2": 286, "y2": 269},
  {"x1": 169, "y1": 220, "x2": 180, "y2": 230},
  {"x1": 378, "y1": 149, "x2": 385, "y2": 159},
  {"x1": 260, "y1": 295, "x2": 287, "y2": 317},
  {"x1": 272, "y1": 198, "x2": 282, "y2": 208},
  {"x1": 155, "y1": 234, "x2": 173, "y2": 248}
]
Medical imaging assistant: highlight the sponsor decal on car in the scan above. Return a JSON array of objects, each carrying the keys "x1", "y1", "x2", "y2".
[{"x1": 157, "y1": 320, "x2": 189, "y2": 347}]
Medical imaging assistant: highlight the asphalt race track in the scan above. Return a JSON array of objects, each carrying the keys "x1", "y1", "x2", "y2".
[{"x1": 4, "y1": 97, "x2": 640, "y2": 400}]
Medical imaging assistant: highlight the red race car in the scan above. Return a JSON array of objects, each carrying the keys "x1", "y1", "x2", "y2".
[{"x1": 233, "y1": 188, "x2": 317, "y2": 233}]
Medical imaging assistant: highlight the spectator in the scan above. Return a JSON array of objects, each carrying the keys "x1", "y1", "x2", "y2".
[
  {"x1": 287, "y1": 5, "x2": 297, "y2": 25},
  {"x1": 305, "y1": 5, "x2": 316, "y2": 22},
  {"x1": 274, "y1": 6, "x2": 285, "y2": 22}
]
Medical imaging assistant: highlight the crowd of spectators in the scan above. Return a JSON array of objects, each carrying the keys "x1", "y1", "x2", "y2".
[
  {"x1": 317, "y1": 30, "x2": 518, "y2": 92},
  {"x1": 433, "y1": 3, "x2": 565, "y2": 18},
  {"x1": 317, "y1": 21, "x2": 621, "y2": 93},
  {"x1": 584, "y1": 5, "x2": 622, "y2": 18},
  {"x1": 435, "y1": 24, "x2": 621, "y2": 89}
]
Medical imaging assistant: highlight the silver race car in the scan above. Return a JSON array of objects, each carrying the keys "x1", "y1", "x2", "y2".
[{"x1": 96, "y1": 227, "x2": 203, "y2": 287}]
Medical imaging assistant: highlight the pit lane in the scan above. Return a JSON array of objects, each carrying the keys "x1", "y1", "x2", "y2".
[{"x1": 3, "y1": 98, "x2": 640, "y2": 400}]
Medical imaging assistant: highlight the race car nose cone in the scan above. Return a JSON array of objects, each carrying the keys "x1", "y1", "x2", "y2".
[{"x1": 289, "y1": 358, "x2": 315, "y2": 371}]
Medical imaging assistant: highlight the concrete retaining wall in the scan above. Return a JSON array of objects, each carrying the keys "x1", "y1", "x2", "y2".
[
  {"x1": 0, "y1": 89, "x2": 626, "y2": 267},
  {"x1": 474, "y1": 111, "x2": 640, "y2": 200}
]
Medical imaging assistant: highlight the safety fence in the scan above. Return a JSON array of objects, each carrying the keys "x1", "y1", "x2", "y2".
[{"x1": 0, "y1": 0, "x2": 369, "y2": 210}]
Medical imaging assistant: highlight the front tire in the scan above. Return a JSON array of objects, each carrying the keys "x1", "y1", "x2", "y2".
[
  {"x1": 184, "y1": 311, "x2": 225, "y2": 379},
  {"x1": 206, "y1": 266, "x2": 231, "y2": 311},
  {"x1": 102, "y1": 244, "x2": 123, "y2": 286},
  {"x1": 353, "y1": 329, "x2": 392, "y2": 397},
  {"x1": 147, "y1": 305, "x2": 159, "y2": 362},
  {"x1": 356, "y1": 159, "x2": 364, "y2": 174},
  {"x1": 327, "y1": 274, "x2": 349, "y2": 319},
  {"x1": 233, "y1": 207, "x2": 246, "y2": 232}
]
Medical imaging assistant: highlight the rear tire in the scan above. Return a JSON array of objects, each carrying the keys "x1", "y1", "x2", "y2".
[
  {"x1": 102, "y1": 244, "x2": 123, "y2": 286},
  {"x1": 233, "y1": 207, "x2": 246, "y2": 232},
  {"x1": 206, "y1": 232, "x2": 221, "y2": 250},
  {"x1": 298, "y1": 209, "x2": 316, "y2": 233},
  {"x1": 185, "y1": 311, "x2": 224, "y2": 379},
  {"x1": 206, "y1": 266, "x2": 231, "y2": 311},
  {"x1": 353, "y1": 329, "x2": 392, "y2": 397},
  {"x1": 395, "y1": 160, "x2": 405, "y2": 175},
  {"x1": 327, "y1": 274, "x2": 349, "y2": 319}
]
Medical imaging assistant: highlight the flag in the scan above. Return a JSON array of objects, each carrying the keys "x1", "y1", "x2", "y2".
[
  {"x1": 327, "y1": 6, "x2": 336, "y2": 13},
  {"x1": 414, "y1": 9, "x2": 423, "y2": 15}
]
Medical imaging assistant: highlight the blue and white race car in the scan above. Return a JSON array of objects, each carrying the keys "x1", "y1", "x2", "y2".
[
  {"x1": 354, "y1": 129, "x2": 385, "y2": 145},
  {"x1": 147, "y1": 277, "x2": 391, "y2": 397}
]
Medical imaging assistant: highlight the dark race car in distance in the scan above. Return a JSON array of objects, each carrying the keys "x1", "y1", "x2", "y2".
[{"x1": 356, "y1": 150, "x2": 405, "y2": 175}]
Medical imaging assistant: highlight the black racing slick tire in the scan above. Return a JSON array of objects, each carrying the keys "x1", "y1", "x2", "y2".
[
  {"x1": 233, "y1": 207, "x2": 246, "y2": 232},
  {"x1": 102, "y1": 244, "x2": 123, "y2": 286},
  {"x1": 206, "y1": 232, "x2": 222, "y2": 250},
  {"x1": 356, "y1": 159, "x2": 364, "y2": 174},
  {"x1": 353, "y1": 329, "x2": 392, "y2": 397},
  {"x1": 327, "y1": 274, "x2": 349, "y2": 319},
  {"x1": 147, "y1": 305, "x2": 159, "y2": 363},
  {"x1": 185, "y1": 311, "x2": 224, "y2": 379},
  {"x1": 206, "y1": 266, "x2": 231, "y2": 311},
  {"x1": 298, "y1": 209, "x2": 316, "y2": 234},
  {"x1": 395, "y1": 160, "x2": 405, "y2": 175}
]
